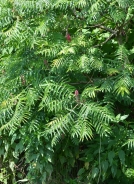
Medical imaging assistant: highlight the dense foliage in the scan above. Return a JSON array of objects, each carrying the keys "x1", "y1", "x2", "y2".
[{"x1": 0, "y1": 0, "x2": 134, "y2": 183}]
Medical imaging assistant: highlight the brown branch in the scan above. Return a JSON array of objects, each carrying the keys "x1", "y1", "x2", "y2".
[
  {"x1": 94, "y1": 30, "x2": 118, "y2": 47},
  {"x1": 88, "y1": 24, "x2": 116, "y2": 34},
  {"x1": 69, "y1": 81, "x2": 89, "y2": 85},
  {"x1": 98, "y1": 25, "x2": 116, "y2": 34}
]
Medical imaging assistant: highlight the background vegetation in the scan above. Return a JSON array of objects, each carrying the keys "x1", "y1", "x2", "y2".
[{"x1": 0, "y1": 0, "x2": 134, "y2": 183}]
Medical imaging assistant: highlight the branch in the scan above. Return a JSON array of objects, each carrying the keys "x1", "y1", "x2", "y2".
[
  {"x1": 88, "y1": 24, "x2": 116, "y2": 34},
  {"x1": 69, "y1": 81, "x2": 89, "y2": 85},
  {"x1": 98, "y1": 25, "x2": 115, "y2": 34},
  {"x1": 94, "y1": 30, "x2": 118, "y2": 47}
]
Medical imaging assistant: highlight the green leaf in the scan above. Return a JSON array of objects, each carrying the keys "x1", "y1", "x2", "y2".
[
  {"x1": 77, "y1": 168, "x2": 85, "y2": 176},
  {"x1": 108, "y1": 151, "x2": 115, "y2": 165},
  {"x1": 118, "y1": 150, "x2": 125, "y2": 165},
  {"x1": 111, "y1": 165, "x2": 117, "y2": 177},
  {"x1": 15, "y1": 141, "x2": 23, "y2": 152},
  {"x1": 91, "y1": 167, "x2": 99, "y2": 178},
  {"x1": 102, "y1": 160, "x2": 109, "y2": 172},
  {"x1": 116, "y1": 114, "x2": 129, "y2": 122},
  {"x1": 0, "y1": 148, "x2": 4, "y2": 156},
  {"x1": 17, "y1": 179, "x2": 29, "y2": 182},
  {"x1": 9, "y1": 161, "x2": 15, "y2": 172},
  {"x1": 120, "y1": 115, "x2": 129, "y2": 121},
  {"x1": 59, "y1": 155, "x2": 66, "y2": 164},
  {"x1": 116, "y1": 114, "x2": 121, "y2": 121}
]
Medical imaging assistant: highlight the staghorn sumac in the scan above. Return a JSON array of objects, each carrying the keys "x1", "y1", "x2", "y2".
[
  {"x1": 75, "y1": 90, "x2": 79, "y2": 103},
  {"x1": 66, "y1": 33, "x2": 71, "y2": 42}
]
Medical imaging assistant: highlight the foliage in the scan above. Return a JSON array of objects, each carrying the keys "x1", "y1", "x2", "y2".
[{"x1": 0, "y1": 0, "x2": 134, "y2": 183}]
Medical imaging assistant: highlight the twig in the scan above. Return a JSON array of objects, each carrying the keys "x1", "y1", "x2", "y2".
[
  {"x1": 88, "y1": 24, "x2": 116, "y2": 34},
  {"x1": 94, "y1": 30, "x2": 118, "y2": 47},
  {"x1": 69, "y1": 81, "x2": 90, "y2": 85}
]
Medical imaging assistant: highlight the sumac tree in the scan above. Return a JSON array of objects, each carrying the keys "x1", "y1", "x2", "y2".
[{"x1": 0, "y1": 0, "x2": 134, "y2": 183}]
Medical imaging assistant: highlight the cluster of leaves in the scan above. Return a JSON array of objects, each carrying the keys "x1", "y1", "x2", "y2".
[{"x1": 1, "y1": 0, "x2": 134, "y2": 183}]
